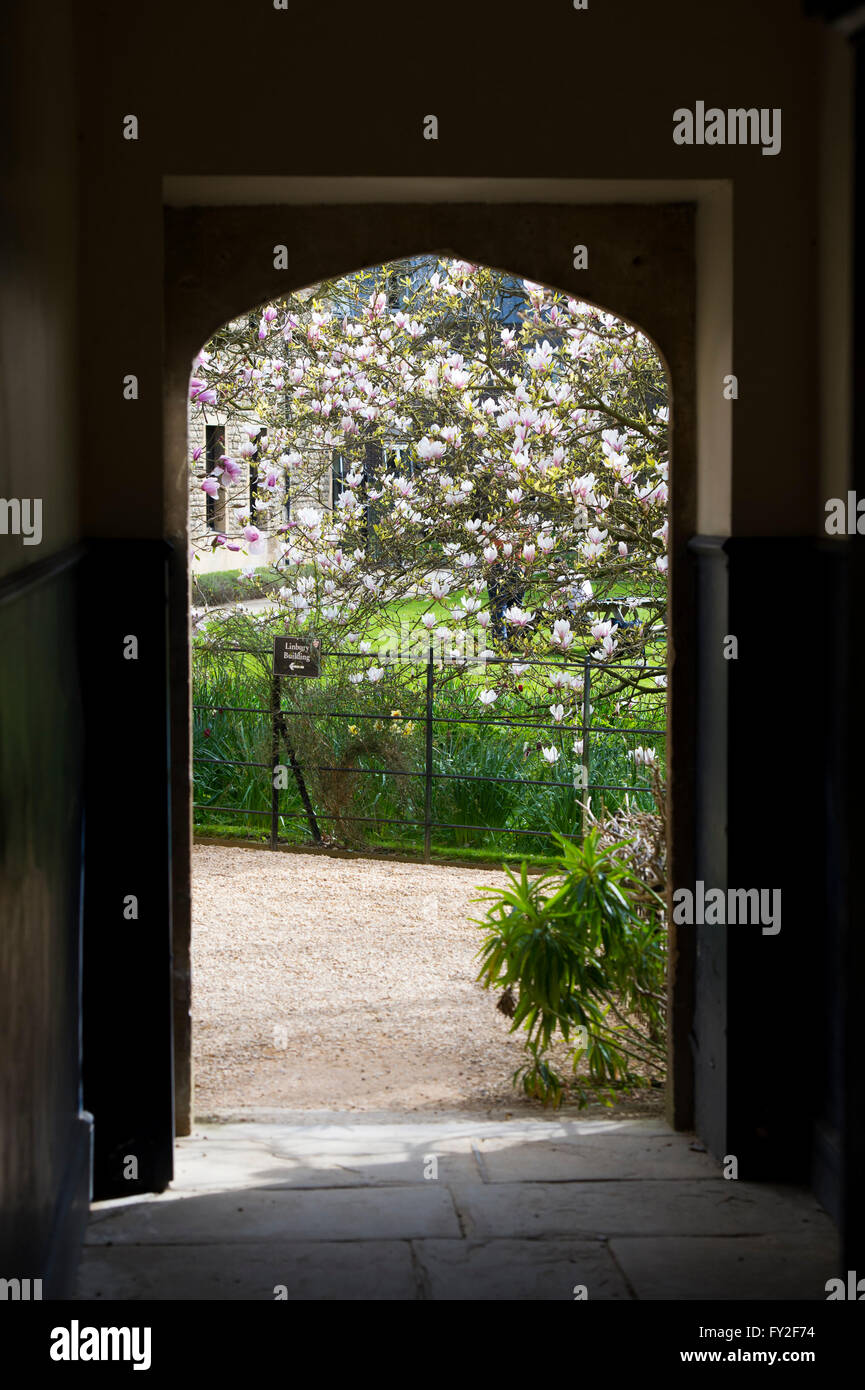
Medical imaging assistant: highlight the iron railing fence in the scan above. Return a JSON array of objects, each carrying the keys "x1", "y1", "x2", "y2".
[{"x1": 192, "y1": 630, "x2": 666, "y2": 859}]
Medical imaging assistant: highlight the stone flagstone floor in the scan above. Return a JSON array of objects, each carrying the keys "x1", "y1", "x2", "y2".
[{"x1": 75, "y1": 1113, "x2": 839, "y2": 1301}]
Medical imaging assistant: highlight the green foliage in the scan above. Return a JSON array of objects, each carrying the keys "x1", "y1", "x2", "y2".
[
  {"x1": 473, "y1": 829, "x2": 666, "y2": 1107},
  {"x1": 192, "y1": 567, "x2": 273, "y2": 607}
]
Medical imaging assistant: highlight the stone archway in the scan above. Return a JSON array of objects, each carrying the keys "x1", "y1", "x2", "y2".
[{"x1": 164, "y1": 182, "x2": 732, "y2": 1139}]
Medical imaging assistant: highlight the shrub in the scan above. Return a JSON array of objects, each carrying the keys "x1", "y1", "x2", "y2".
[{"x1": 473, "y1": 822, "x2": 666, "y2": 1107}]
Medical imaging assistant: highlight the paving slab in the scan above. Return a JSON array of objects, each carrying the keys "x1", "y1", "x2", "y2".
[
  {"x1": 85, "y1": 1183, "x2": 461, "y2": 1244},
  {"x1": 475, "y1": 1134, "x2": 721, "y2": 1183},
  {"x1": 413, "y1": 1238, "x2": 632, "y2": 1300},
  {"x1": 609, "y1": 1233, "x2": 840, "y2": 1301},
  {"x1": 76, "y1": 1240, "x2": 418, "y2": 1300},
  {"x1": 173, "y1": 1138, "x2": 479, "y2": 1190},
  {"x1": 449, "y1": 1180, "x2": 834, "y2": 1240}
]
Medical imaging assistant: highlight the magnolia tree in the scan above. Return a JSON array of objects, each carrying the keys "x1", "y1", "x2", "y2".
[{"x1": 189, "y1": 257, "x2": 668, "y2": 702}]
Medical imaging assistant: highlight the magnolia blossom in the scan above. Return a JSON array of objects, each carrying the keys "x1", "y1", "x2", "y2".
[
  {"x1": 367, "y1": 667, "x2": 385, "y2": 683},
  {"x1": 478, "y1": 689, "x2": 498, "y2": 706},
  {"x1": 549, "y1": 704, "x2": 565, "y2": 723},
  {"x1": 189, "y1": 378, "x2": 217, "y2": 406},
  {"x1": 526, "y1": 339, "x2": 554, "y2": 372},
  {"x1": 504, "y1": 605, "x2": 535, "y2": 629},
  {"x1": 459, "y1": 596, "x2": 482, "y2": 615},
  {"x1": 628, "y1": 746, "x2": 657, "y2": 767},
  {"x1": 188, "y1": 258, "x2": 669, "y2": 712},
  {"x1": 417, "y1": 436, "x2": 446, "y2": 460},
  {"x1": 541, "y1": 746, "x2": 560, "y2": 764}
]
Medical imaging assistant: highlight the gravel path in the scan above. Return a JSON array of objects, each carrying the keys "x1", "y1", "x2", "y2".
[{"x1": 191, "y1": 844, "x2": 664, "y2": 1119}]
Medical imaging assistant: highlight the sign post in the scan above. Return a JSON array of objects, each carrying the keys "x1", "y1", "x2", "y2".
[
  {"x1": 270, "y1": 635, "x2": 323, "y2": 848},
  {"x1": 273, "y1": 635, "x2": 321, "y2": 678}
]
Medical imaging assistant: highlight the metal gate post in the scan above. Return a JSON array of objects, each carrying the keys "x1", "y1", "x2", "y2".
[
  {"x1": 423, "y1": 646, "x2": 434, "y2": 863},
  {"x1": 581, "y1": 654, "x2": 592, "y2": 838},
  {"x1": 270, "y1": 669, "x2": 280, "y2": 850}
]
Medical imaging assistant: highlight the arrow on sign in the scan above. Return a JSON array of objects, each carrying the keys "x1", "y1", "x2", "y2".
[{"x1": 289, "y1": 662, "x2": 305, "y2": 670}]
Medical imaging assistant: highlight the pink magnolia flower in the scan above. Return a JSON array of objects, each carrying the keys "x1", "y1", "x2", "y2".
[
  {"x1": 200, "y1": 477, "x2": 220, "y2": 497},
  {"x1": 189, "y1": 379, "x2": 217, "y2": 406},
  {"x1": 504, "y1": 605, "x2": 534, "y2": 629},
  {"x1": 526, "y1": 340, "x2": 554, "y2": 372}
]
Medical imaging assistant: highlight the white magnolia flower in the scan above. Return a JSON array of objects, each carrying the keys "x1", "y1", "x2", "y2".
[
  {"x1": 504, "y1": 605, "x2": 535, "y2": 629},
  {"x1": 478, "y1": 689, "x2": 498, "y2": 706},
  {"x1": 549, "y1": 704, "x2": 565, "y2": 723},
  {"x1": 541, "y1": 746, "x2": 560, "y2": 764}
]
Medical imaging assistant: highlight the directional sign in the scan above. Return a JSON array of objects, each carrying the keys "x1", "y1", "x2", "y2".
[{"x1": 273, "y1": 635, "x2": 321, "y2": 678}]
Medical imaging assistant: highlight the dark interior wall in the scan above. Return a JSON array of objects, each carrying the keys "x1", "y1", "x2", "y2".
[{"x1": 0, "y1": 1, "x2": 90, "y2": 1290}]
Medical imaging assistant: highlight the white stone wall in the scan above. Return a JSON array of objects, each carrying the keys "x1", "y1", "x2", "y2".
[{"x1": 188, "y1": 407, "x2": 333, "y2": 571}]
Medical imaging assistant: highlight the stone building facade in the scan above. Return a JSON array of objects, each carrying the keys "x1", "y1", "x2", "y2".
[{"x1": 188, "y1": 407, "x2": 334, "y2": 571}]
